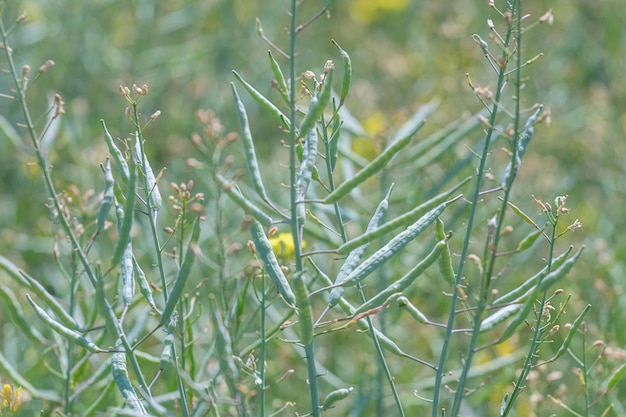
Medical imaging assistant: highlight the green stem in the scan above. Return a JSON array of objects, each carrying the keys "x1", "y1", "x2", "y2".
[
  {"x1": 288, "y1": 1, "x2": 320, "y2": 415},
  {"x1": 433, "y1": 2, "x2": 520, "y2": 415}
]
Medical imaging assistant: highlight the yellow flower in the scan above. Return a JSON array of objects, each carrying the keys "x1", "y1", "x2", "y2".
[
  {"x1": 268, "y1": 233, "x2": 306, "y2": 258},
  {"x1": 0, "y1": 384, "x2": 22, "y2": 412}
]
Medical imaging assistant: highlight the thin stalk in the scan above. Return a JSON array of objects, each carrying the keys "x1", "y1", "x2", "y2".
[
  {"x1": 288, "y1": 1, "x2": 320, "y2": 415},
  {"x1": 259, "y1": 274, "x2": 266, "y2": 417},
  {"x1": 501, "y1": 218, "x2": 558, "y2": 415},
  {"x1": 448, "y1": 3, "x2": 522, "y2": 414},
  {"x1": 432, "y1": 3, "x2": 519, "y2": 415}
]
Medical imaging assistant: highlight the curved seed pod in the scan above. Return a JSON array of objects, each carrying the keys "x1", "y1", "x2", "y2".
[
  {"x1": 231, "y1": 83, "x2": 270, "y2": 203},
  {"x1": 96, "y1": 159, "x2": 115, "y2": 233},
  {"x1": 120, "y1": 242, "x2": 135, "y2": 306},
  {"x1": 0, "y1": 284, "x2": 47, "y2": 343},
  {"x1": 540, "y1": 304, "x2": 590, "y2": 365},
  {"x1": 249, "y1": 220, "x2": 295, "y2": 305},
  {"x1": 479, "y1": 304, "x2": 522, "y2": 332},
  {"x1": 293, "y1": 271, "x2": 314, "y2": 345},
  {"x1": 337, "y1": 179, "x2": 468, "y2": 254},
  {"x1": 232, "y1": 70, "x2": 291, "y2": 131},
  {"x1": 496, "y1": 286, "x2": 541, "y2": 344},
  {"x1": 322, "y1": 387, "x2": 354, "y2": 410},
  {"x1": 328, "y1": 185, "x2": 393, "y2": 306},
  {"x1": 332, "y1": 40, "x2": 352, "y2": 106},
  {"x1": 397, "y1": 296, "x2": 428, "y2": 324},
  {"x1": 101, "y1": 120, "x2": 129, "y2": 183},
  {"x1": 296, "y1": 128, "x2": 318, "y2": 202},
  {"x1": 19, "y1": 270, "x2": 80, "y2": 329},
  {"x1": 502, "y1": 105, "x2": 544, "y2": 187},
  {"x1": 341, "y1": 205, "x2": 448, "y2": 288},
  {"x1": 352, "y1": 238, "x2": 447, "y2": 316},
  {"x1": 26, "y1": 295, "x2": 105, "y2": 353},
  {"x1": 537, "y1": 246, "x2": 584, "y2": 291},
  {"x1": 435, "y1": 218, "x2": 455, "y2": 286},
  {"x1": 299, "y1": 68, "x2": 333, "y2": 140},
  {"x1": 160, "y1": 217, "x2": 201, "y2": 326},
  {"x1": 111, "y1": 339, "x2": 148, "y2": 414},
  {"x1": 323, "y1": 117, "x2": 427, "y2": 205},
  {"x1": 133, "y1": 257, "x2": 158, "y2": 312},
  {"x1": 134, "y1": 138, "x2": 162, "y2": 214},
  {"x1": 213, "y1": 173, "x2": 273, "y2": 226},
  {"x1": 516, "y1": 228, "x2": 544, "y2": 253},
  {"x1": 492, "y1": 246, "x2": 573, "y2": 305},
  {"x1": 111, "y1": 151, "x2": 137, "y2": 268},
  {"x1": 268, "y1": 50, "x2": 289, "y2": 104}
]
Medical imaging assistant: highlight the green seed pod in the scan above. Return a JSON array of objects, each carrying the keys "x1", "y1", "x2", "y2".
[
  {"x1": 479, "y1": 304, "x2": 522, "y2": 332},
  {"x1": 337, "y1": 181, "x2": 467, "y2": 255},
  {"x1": 101, "y1": 120, "x2": 129, "y2": 183},
  {"x1": 322, "y1": 386, "x2": 354, "y2": 410},
  {"x1": 332, "y1": 40, "x2": 352, "y2": 106},
  {"x1": 213, "y1": 173, "x2": 273, "y2": 226},
  {"x1": 111, "y1": 339, "x2": 148, "y2": 413},
  {"x1": 293, "y1": 271, "x2": 314, "y2": 345},
  {"x1": 27, "y1": 295, "x2": 105, "y2": 353},
  {"x1": 160, "y1": 217, "x2": 201, "y2": 326},
  {"x1": 268, "y1": 50, "x2": 289, "y2": 105},
  {"x1": 249, "y1": 220, "x2": 296, "y2": 305},
  {"x1": 96, "y1": 159, "x2": 115, "y2": 233},
  {"x1": 352, "y1": 238, "x2": 447, "y2": 316},
  {"x1": 111, "y1": 150, "x2": 137, "y2": 268},
  {"x1": 397, "y1": 296, "x2": 429, "y2": 324},
  {"x1": 233, "y1": 70, "x2": 291, "y2": 131}
]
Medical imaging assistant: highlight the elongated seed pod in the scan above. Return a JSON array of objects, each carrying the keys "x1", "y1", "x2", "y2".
[
  {"x1": 352, "y1": 238, "x2": 447, "y2": 315},
  {"x1": 479, "y1": 304, "x2": 522, "y2": 332},
  {"x1": 159, "y1": 333, "x2": 175, "y2": 369},
  {"x1": 26, "y1": 295, "x2": 105, "y2": 353},
  {"x1": 502, "y1": 105, "x2": 543, "y2": 187},
  {"x1": 268, "y1": 50, "x2": 289, "y2": 104},
  {"x1": 111, "y1": 152, "x2": 137, "y2": 268},
  {"x1": 19, "y1": 270, "x2": 80, "y2": 329},
  {"x1": 547, "y1": 304, "x2": 591, "y2": 363},
  {"x1": 232, "y1": 70, "x2": 291, "y2": 131},
  {"x1": 111, "y1": 339, "x2": 148, "y2": 414},
  {"x1": 96, "y1": 271, "x2": 117, "y2": 337},
  {"x1": 435, "y1": 218, "x2": 455, "y2": 286},
  {"x1": 296, "y1": 128, "x2": 318, "y2": 202},
  {"x1": 97, "y1": 159, "x2": 114, "y2": 233},
  {"x1": 328, "y1": 116, "x2": 342, "y2": 172},
  {"x1": 341, "y1": 204, "x2": 449, "y2": 287},
  {"x1": 328, "y1": 185, "x2": 392, "y2": 306},
  {"x1": 0, "y1": 284, "x2": 47, "y2": 343},
  {"x1": 537, "y1": 246, "x2": 584, "y2": 291},
  {"x1": 516, "y1": 228, "x2": 544, "y2": 253},
  {"x1": 208, "y1": 296, "x2": 239, "y2": 379},
  {"x1": 213, "y1": 173, "x2": 273, "y2": 226},
  {"x1": 492, "y1": 246, "x2": 573, "y2": 305},
  {"x1": 397, "y1": 296, "x2": 428, "y2": 324},
  {"x1": 231, "y1": 83, "x2": 270, "y2": 203},
  {"x1": 337, "y1": 179, "x2": 468, "y2": 254},
  {"x1": 292, "y1": 271, "x2": 314, "y2": 345},
  {"x1": 322, "y1": 387, "x2": 354, "y2": 410},
  {"x1": 133, "y1": 257, "x2": 158, "y2": 312},
  {"x1": 299, "y1": 69, "x2": 333, "y2": 140},
  {"x1": 249, "y1": 220, "x2": 296, "y2": 305},
  {"x1": 120, "y1": 242, "x2": 135, "y2": 305},
  {"x1": 101, "y1": 120, "x2": 130, "y2": 183},
  {"x1": 332, "y1": 40, "x2": 352, "y2": 106},
  {"x1": 496, "y1": 286, "x2": 541, "y2": 344},
  {"x1": 323, "y1": 118, "x2": 427, "y2": 204},
  {"x1": 160, "y1": 217, "x2": 201, "y2": 326},
  {"x1": 134, "y1": 138, "x2": 162, "y2": 213}
]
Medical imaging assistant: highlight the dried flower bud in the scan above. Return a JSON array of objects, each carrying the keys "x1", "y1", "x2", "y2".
[
  {"x1": 53, "y1": 93, "x2": 65, "y2": 119},
  {"x1": 324, "y1": 60, "x2": 334, "y2": 74},
  {"x1": 539, "y1": 9, "x2": 554, "y2": 25},
  {"x1": 150, "y1": 110, "x2": 161, "y2": 121},
  {"x1": 487, "y1": 19, "x2": 495, "y2": 29},
  {"x1": 39, "y1": 59, "x2": 55, "y2": 73},
  {"x1": 268, "y1": 226, "x2": 278, "y2": 238},
  {"x1": 247, "y1": 240, "x2": 256, "y2": 254},
  {"x1": 22, "y1": 64, "x2": 30, "y2": 77},
  {"x1": 125, "y1": 106, "x2": 132, "y2": 117},
  {"x1": 500, "y1": 225, "x2": 514, "y2": 236},
  {"x1": 141, "y1": 84, "x2": 149, "y2": 95},
  {"x1": 303, "y1": 70, "x2": 316, "y2": 80},
  {"x1": 163, "y1": 227, "x2": 174, "y2": 234},
  {"x1": 16, "y1": 11, "x2": 27, "y2": 23}
]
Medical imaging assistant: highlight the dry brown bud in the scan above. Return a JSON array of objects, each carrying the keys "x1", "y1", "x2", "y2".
[
  {"x1": 268, "y1": 226, "x2": 278, "y2": 238},
  {"x1": 141, "y1": 84, "x2": 149, "y2": 95},
  {"x1": 247, "y1": 240, "x2": 256, "y2": 254},
  {"x1": 303, "y1": 70, "x2": 316, "y2": 80},
  {"x1": 16, "y1": 11, "x2": 27, "y2": 23},
  {"x1": 39, "y1": 59, "x2": 55, "y2": 73},
  {"x1": 150, "y1": 110, "x2": 161, "y2": 121},
  {"x1": 539, "y1": 9, "x2": 554, "y2": 25},
  {"x1": 22, "y1": 64, "x2": 30, "y2": 77}
]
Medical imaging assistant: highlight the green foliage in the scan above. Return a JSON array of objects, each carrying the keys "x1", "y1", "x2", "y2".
[{"x1": 1, "y1": 1, "x2": 624, "y2": 416}]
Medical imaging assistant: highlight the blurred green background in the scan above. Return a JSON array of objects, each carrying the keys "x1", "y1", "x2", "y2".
[{"x1": 1, "y1": 0, "x2": 625, "y2": 415}]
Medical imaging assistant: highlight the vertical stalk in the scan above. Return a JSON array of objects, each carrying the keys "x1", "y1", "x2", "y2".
[
  {"x1": 288, "y1": 1, "x2": 320, "y2": 416},
  {"x1": 432, "y1": 2, "x2": 520, "y2": 415}
]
